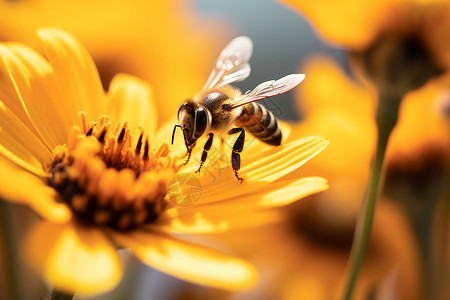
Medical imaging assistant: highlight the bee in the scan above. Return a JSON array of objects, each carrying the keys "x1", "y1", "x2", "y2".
[{"x1": 172, "y1": 36, "x2": 305, "y2": 182}]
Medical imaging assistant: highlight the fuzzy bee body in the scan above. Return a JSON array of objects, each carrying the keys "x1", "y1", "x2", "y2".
[
  {"x1": 196, "y1": 88, "x2": 242, "y2": 134},
  {"x1": 173, "y1": 36, "x2": 305, "y2": 182}
]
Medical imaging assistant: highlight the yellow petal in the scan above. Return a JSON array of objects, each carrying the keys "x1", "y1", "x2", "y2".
[
  {"x1": 257, "y1": 176, "x2": 328, "y2": 206},
  {"x1": 296, "y1": 55, "x2": 376, "y2": 119},
  {"x1": 165, "y1": 136, "x2": 328, "y2": 207},
  {"x1": 281, "y1": 0, "x2": 396, "y2": 49},
  {"x1": 107, "y1": 74, "x2": 157, "y2": 137},
  {"x1": 0, "y1": 144, "x2": 46, "y2": 178},
  {"x1": 24, "y1": 221, "x2": 123, "y2": 296},
  {"x1": 291, "y1": 56, "x2": 376, "y2": 177},
  {"x1": 0, "y1": 99, "x2": 52, "y2": 171},
  {"x1": 388, "y1": 78, "x2": 450, "y2": 158},
  {"x1": 37, "y1": 28, "x2": 106, "y2": 123},
  {"x1": 0, "y1": 157, "x2": 71, "y2": 223},
  {"x1": 0, "y1": 43, "x2": 65, "y2": 148},
  {"x1": 161, "y1": 177, "x2": 327, "y2": 234},
  {"x1": 156, "y1": 209, "x2": 283, "y2": 234},
  {"x1": 113, "y1": 230, "x2": 258, "y2": 290},
  {"x1": 0, "y1": 46, "x2": 36, "y2": 137},
  {"x1": 243, "y1": 136, "x2": 329, "y2": 182}
]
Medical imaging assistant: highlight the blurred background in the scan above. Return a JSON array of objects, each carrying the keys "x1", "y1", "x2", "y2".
[{"x1": 0, "y1": 0, "x2": 448, "y2": 300}]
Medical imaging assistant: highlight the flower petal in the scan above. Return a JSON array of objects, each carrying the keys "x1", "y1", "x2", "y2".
[
  {"x1": 189, "y1": 136, "x2": 328, "y2": 196},
  {"x1": 37, "y1": 28, "x2": 106, "y2": 123},
  {"x1": 165, "y1": 136, "x2": 328, "y2": 208},
  {"x1": 107, "y1": 73, "x2": 157, "y2": 137},
  {"x1": 0, "y1": 144, "x2": 46, "y2": 178},
  {"x1": 161, "y1": 177, "x2": 327, "y2": 234},
  {"x1": 0, "y1": 43, "x2": 67, "y2": 148},
  {"x1": 243, "y1": 136, "x2": 329, "y2": 182},
  {"x1": 0, "y1": 157, "x2": 71, "y2": 223},
  {"x1": 0, "y1": 99, "x2": 52, "y2": 173},
  {"x1": 155, "y1": 209, "x2": 283, "y2": 234},
  {"x1": 281, "y1": 0, "x2": 392, "y2": 48},
  {"x1": 257, "y1": 176, "x2": 328, "y2": 206},
  {"x1": 113, "y1": 230, "x2": 257, "y2": 290},
  {"x1": 23, "y1": 221, "x2": 123, "y2": 296}
]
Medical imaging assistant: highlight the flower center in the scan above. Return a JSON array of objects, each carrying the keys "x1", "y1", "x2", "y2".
[{"x1": 47, "y1": 112, "x2": 181, "y2": 231}]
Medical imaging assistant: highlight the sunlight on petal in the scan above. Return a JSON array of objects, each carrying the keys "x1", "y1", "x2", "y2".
[
  {"x1": 164, "y1": 176, "x2": 326, "y2": 220},
  {"x1": 24, "y1": 221, "x2": 122, "y2": 296},
  {"x1": 243, "y1": 136, "x2": 329, "y2": 182},
  {"x1": 37, "y1": 28, "x2": 106, "y2": 123},
  {"x1": 258, "y1": 177, "x2": 328, "y2": 206},
  {"x1": 113, "y1": 230, "x2": 258, "y2": 290},
  {"x1": 7, "y1": 43, "x2": 73, "y2": 145},
  {"x1": 107, "y1": 74, "x2": 157, "y2": 137},
  {"x1": 0, "y1": 44, "x2": 62, "y2": 149},
  {"x1": 160, "y1": 177, "x2": 327, "y2": 235},
  {"x1": 0, "y1": 144, "x2": 47, "y2": 177},
  {"x1": 0, "y1": 99, "x2": 52, "y2": 167},
  {"x1": 156, "y1": 210, "x2": 283, "y2": 234}
]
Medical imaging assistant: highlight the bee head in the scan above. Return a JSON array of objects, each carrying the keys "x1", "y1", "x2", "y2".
[{"x1": 177, "y1": 100, "x2": 210, "y2": 148}]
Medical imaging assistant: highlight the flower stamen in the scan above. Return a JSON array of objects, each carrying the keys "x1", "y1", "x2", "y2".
[{"x1": 47, "y1": 112, "x2": 181, "y2": 231}]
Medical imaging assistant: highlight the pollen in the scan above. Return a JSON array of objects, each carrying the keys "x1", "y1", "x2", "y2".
[{"x1": 47, "y1": 112, "x2": 182, "y2": 231}]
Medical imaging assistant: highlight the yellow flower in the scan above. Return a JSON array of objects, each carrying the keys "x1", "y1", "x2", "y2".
[
  {"x1": 0, "y1": 29, "x2": 329, "y2": 296},
  {"x1": 229, "y1": 200, "x2": 423, "y2": 300},
  {"x1": 281, "y1": 55, "x2": 446, "y2": 299},
  {"x1": 281, "y1": 0, "x2": 450, "y2": 54},
  {"x1": 282, "y1": 0, "x2": 450, "y2": 97},
  {"x1": 285, "y1": 55, "x2": 450, "y2": 230},
  {"x1": 283, "y1": 55, "x2": 376, "y2": 230},
  {"x1": 0, "y1": 0, "x2": 227, "y2": 123}
]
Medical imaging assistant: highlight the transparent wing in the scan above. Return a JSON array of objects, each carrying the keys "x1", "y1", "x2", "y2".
[
  {"x1": 229, "y1": 74, "x2": 306, "y2": 109},
  {"x1": 203, "y1": 36, "x2": 253, "y2": 90}
]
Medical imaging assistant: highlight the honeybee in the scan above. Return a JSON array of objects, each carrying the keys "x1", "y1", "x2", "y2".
[{"x1": 172, "y1": 36, "x2": 305, "y2": 182}]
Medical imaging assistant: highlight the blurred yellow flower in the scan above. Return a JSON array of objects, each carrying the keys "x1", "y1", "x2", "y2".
[
  {"x1": 281, "y1": 0, "x2": 450, "y2": 57},
  {"x1": 0, "y1": 0, "x2": 227, "y2": 124},
  {"x1": 288, "y1": 55, "x2": 448, "y2": 299},
  {"x1": 386, "y1": 73, "x2": 450, "y2": 168},
  {"x1": 286, "y1": 55, "x2": 450, "y2": 232},
  {"x1": 282, "y1": 0, "x2": 450, "y2": 98},
  {"x1": 200, "y1": 200, "x2": 422, "y2": 300},
  {"x1": 245, "y1": 200, "x2": 423, "y2": 300},
  {"x1": 285, "y1": 55, "x2": 377, "y2": 232},
  {"x1": 0, "y1": 29, "x2": 330, "y2": 296}
]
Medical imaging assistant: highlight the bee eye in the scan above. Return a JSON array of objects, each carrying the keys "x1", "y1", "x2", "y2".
[{"x1": 194, "y1": 108, "x2": 208, "y2": 138}]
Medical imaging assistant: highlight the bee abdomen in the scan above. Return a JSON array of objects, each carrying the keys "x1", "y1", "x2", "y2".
[{"x1": 235, "y1": 102, "x2": 282, "y2": 146}]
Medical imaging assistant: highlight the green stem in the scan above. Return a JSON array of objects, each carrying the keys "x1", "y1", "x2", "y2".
[
  {"x1": 342, "y1": 95, "x2": 400, "y2": 300},
  {"x1": 50, "y1": 290, "x2": 75, "y2": 300}
]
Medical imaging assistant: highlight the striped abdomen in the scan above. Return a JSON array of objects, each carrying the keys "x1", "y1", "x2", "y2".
[{"x1": 234, "y1": 102, "x2": 282, "y2": 146}]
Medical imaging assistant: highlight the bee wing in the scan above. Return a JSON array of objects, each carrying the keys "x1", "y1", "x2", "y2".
[
  {"x1": 203, "y1": 36, "x2": 253, "y2": 90},
  {"x1": 229, "y1": 74, "x2": 305, "y2": 109}
]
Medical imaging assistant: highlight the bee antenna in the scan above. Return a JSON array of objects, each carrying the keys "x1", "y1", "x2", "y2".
[{"x1": 172, "y1": 124, "x2": 182, "y2": 145}]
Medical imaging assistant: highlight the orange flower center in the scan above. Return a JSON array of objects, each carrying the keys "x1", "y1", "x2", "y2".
[{"x1": 47, "y1": 112, "x2": 181, "y2": 231}]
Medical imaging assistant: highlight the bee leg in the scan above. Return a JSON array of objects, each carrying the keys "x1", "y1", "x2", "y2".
[
  {"x1": 228, "y1": 128, "x2": 245, "y2": 183},
  {"x1": 184, "y1": 143, "x2": 195, "y2": 165},
  {"x1": 184, "y1": 150, "x2": 192, "y2": 165},
  {"x1": 195, "y1": 133, "x2": 214, "y2": 174}
]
